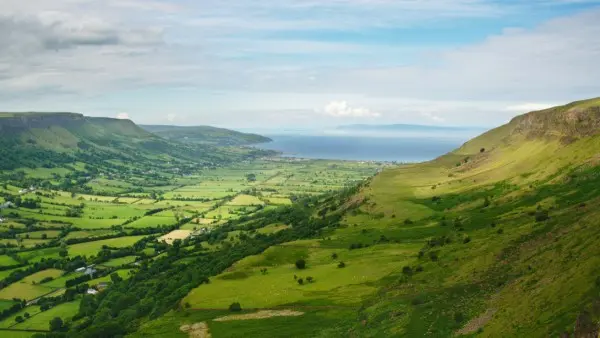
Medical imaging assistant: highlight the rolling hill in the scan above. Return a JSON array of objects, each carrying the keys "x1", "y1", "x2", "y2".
[
  {"x1": 140, "y1": 125, "x2": 272, "y2": 146},
  {"x1": 0, "y1": 113, "x2": 272, "y2": 171}
]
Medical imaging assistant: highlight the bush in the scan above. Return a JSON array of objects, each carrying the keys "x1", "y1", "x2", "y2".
[
  {"x1": 454, "y1": 312, "x2": 465, "y2": 323},
  {"x1": 49, "y1": 317, "x2": 64, "y2": 331},
  {"x1": 228, "y1": 302, "x2": 242, "y2": 312},
  {"x1": 429, "y1": 251, "x2": 439, "y2": 261},
  {"x1": 306, "y1": 276, "x2": 314, "y2": 283},
  {"x1": 15, "y1": 315, "x2": 24, "y2": 323},
  {"x1": 415, "y1": 265, "x2": 423, "y2": 272},
  {"x1": 331, "y1": 253, "x2": 338, "y2": 260},
  {"x1": 297, "y1": 278, "x2": 304, "y2": 285},
  {"x1": 404, "y1": 219, "x2": 413, "y2": 225},
  {"x1": 402, "y1": 266, "x2": 413, "y2": 276},
  {"x1": 338, "y1": 261, "x2": 346, "y2": 268},
  {"x1": 497, "y1": 228, "x2": 504, "y2": 234},
  {"x1": 295, "y1": 259, "x2": 306, "y2": 269},
  {"x1": 535, "y1": 210, "x2": 549, "y2": 222}
]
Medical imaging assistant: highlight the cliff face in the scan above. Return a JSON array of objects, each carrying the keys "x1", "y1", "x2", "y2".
[
  {"x1": 0, "y1": 113, "x2": 85, "y2": 134},
  {"x1": 509, "y1": 98, "x2": 600, "y2": 141}
]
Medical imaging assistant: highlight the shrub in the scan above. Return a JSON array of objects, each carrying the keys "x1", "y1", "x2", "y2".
[
  {"x1": 297, "y1": 278, "x2": 304, "y2": 285},
  {"x1": 295, "y1": 259, "x2": 306, "y2": 269},
  {"x1": 454, "y1": 312, "x2": 465, "y2": 323},
  {"x1": 480, "y1": 148, "x2": 485, "y2": 153},
  {"x1": 331, "y1": 253, "x2": 338, "y2": 260},
  {"x1": 415, "y1": 265, "x2": 424, "y2": 272},
  {"x1": 338, "y1": 261, "x2": 346, "y2": 268},
  {"x1": 497, "y1": 228, "x2": 504, "y2": 234},
  {"x1": 535, "y1": 210, "x2": 549, "y2": 222},
  {"x1": 228, "y1": 302, "x2": 242, "y2": 312},
  {"x1": 306, "y1": 276, "x2": 314, "y2": 283},
  {"x1": 15, "y1": 316, "x2": 24, "y2": 323},
  {"x1": 429, "y1": 251, "x2": 439, "y2": 261},
  {"x1": 49, "y1": 317, "x2": 64, "y2": 331},
  {"x1": 402, "y1": 266, "x2": 413, "y2": 276},
  {"x1": 404, "y1": 219, "x2": 414, "y2": 225}
]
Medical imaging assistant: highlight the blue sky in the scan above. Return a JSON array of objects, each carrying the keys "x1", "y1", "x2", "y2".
[{"x1": 1, "y1": 0, "x2": 600, "y2": 129}]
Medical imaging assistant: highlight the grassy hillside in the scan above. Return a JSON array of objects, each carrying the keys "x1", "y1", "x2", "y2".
[
  {"x1": 141, "y1": 125, "x2": 271, "y2": 146},
  {"x1": 0, "y1": 113, "x2": 271, "y2": 172},
  {"x1": 126, "y1": 98, "x2": 600, "y2": 338}
]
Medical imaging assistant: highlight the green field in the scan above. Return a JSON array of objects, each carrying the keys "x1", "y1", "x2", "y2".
[
  {"x1": 68, "y1": 236, "x2": 147, "y2": 257},
  {"x1": 21, "y1": 269, "x2": 64, "y2": 284},
  {"x1": 0, "y1": 282, "x2": 55, "y2": 301},
  {"x1": 12, "y1": 301, "x2": 80, "y2": 331}
]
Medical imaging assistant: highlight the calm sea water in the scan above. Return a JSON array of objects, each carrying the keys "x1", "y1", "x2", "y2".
[{"x1": 256, "y1": 134, "x2": 470, "y2": 162}]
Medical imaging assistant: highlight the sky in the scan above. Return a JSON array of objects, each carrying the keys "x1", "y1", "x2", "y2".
[{"x1": 1, "y1": 0, "x2": 600, "y2": 129}]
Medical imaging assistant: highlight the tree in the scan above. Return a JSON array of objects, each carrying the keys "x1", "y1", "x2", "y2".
[
  {"x1": 306, "y1": 276, "x2": 314, "y2": 283},
  {"x1": 50, "y1": 317, "x2": 64, "y2": 331},
  {"x1": 402, "y1": 266, "x2": 413, "y2": 276},
  {"x1": 480, "y1": 148, "x2": 485, "y2": 153},
  {"x1": 15, "y1": 315, "x2": 24, "y2": 323},
  {"x1": 41, "y1": 233, "x2": 48, "y2": 239},
  {"x1": 24, "y1": 312, "x2": 30, "y2": 318},
  {"x1": 331, "y1": 253, "x2": 338, "y2": 260},
  {"x1": 295, "y1": 259, "x2": 306, "y2": 270},
  {"x1": 337, "y1": 261, "x2": 346, "y2": 268},
  {"x1": 297, "y1": 278, "x2": 304, "y2": 285},
  {"x1": 59, "y1": 249, "x2": 68, "y2": 257},
  {"x1": 246, "y1": 173, "x2": 256, "y2": 182},
  {"x1": 110, "y1": 272, "x2": 123, "y2": 284},
  {"x1": 229, "y1": 302, "x2": 242, "y2": 312}
]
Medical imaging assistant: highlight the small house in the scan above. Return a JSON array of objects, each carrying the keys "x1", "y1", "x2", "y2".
[{"x1": 86, "y1": 289, "x2": 99, "y2": 295}]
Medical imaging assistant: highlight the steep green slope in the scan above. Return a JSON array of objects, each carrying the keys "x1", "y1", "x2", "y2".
[
  {"x1": 141, "y1": 125, "x2": 271, "y2": 146},
  {"x1": 0, "y1": 113, "x2": 270, "y2": 171}
]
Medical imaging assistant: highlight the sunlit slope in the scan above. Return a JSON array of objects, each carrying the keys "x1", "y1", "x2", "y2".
[{"x1": 348, "y1": 98, "x2": 600, "y2": 337}]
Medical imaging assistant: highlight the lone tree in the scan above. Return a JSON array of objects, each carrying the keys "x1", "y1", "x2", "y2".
[
  {"x1": 15, "y1": 316, "x2": 24, "y2": 323},
  {"x1": 297, "y1": 278, "x2": 304, "y2": 285},
  {"x1": 295, "y1": 259, "x2": 306, "y2": 270},
  {"x1": 338, "y1": 261, "x2": 346, "y2": 268},
  {"x1": 306, "y1": 276, "x2": 314, "y2": 283},
  {"x1": 331, "y1": 253, "x2": 338, "y2": 260},
  {"x1": 49, "y1": 317, "x2": 64, "y2": 331},
  {"x1": 229, "y1": 302, "x2": 242, "y2": 312}
]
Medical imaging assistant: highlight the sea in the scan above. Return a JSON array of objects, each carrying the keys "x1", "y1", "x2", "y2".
[{"x1": 255, "y1": 130, "x2": 484, "y2": 163}]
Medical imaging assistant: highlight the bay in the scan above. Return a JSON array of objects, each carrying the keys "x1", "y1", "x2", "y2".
[{"x1": 256, "y1": 134, "x2": 472, "y2": 162}]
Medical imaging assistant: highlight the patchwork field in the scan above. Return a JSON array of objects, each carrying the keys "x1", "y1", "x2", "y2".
[{"x1": 0, "y1": 157, "x2": 381, "y2": 336}]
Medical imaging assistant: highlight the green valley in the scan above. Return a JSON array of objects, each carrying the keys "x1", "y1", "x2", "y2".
[{"x1": 1, "y1": 98, "x2": 600, "y2": 337}]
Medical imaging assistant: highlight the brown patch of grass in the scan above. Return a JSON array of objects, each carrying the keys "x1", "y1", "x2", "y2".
[
  {"x1": 213, "y1": 310, "x2": 304, "y2": 322},
  {"x1": 180, "y1": 322, "x2": 211, "y2": 338}
]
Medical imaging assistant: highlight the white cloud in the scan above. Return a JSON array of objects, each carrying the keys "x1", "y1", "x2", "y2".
[
  {"x1": 323, "y1": 101, "x2": 380, "y2": 118},
  {"x1": 505, "y1": 103, "x2": 557, "y2": 112},
  {"x1": 116, "y1": 112, "x2": 130, "y2": 119},
  {"x1": 420, "y1": 111, "x2": 446, "y2": 123},
  {"x1": 167, "y1": 113, "x2": 177, "y2": 122}
]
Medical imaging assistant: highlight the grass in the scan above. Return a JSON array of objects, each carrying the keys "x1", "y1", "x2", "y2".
[
  {"x1": 101, "y1": 256, "x2": 138, "y2": 267},
  {"x1": 12, "y1": 301, "x2": 80, "y2": 331},
  {"x1": 184, "y1": 242, "x2": 412, "y2": 309},
  {"x1": 227, "y1": 194, "x2": 264, "y2": 206},
  {"x1": 0, "y1": 282, "x2": 55, "y2": 301},
  {"x1": 21, "y1": 269, "x2": 64, "y2": 284},
  {"x1": 0, "y1": 255, "x2": 20, "y2": 267},
  {"x1": 68, "y1": 235, "x2": 146, "y2": 257}
]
